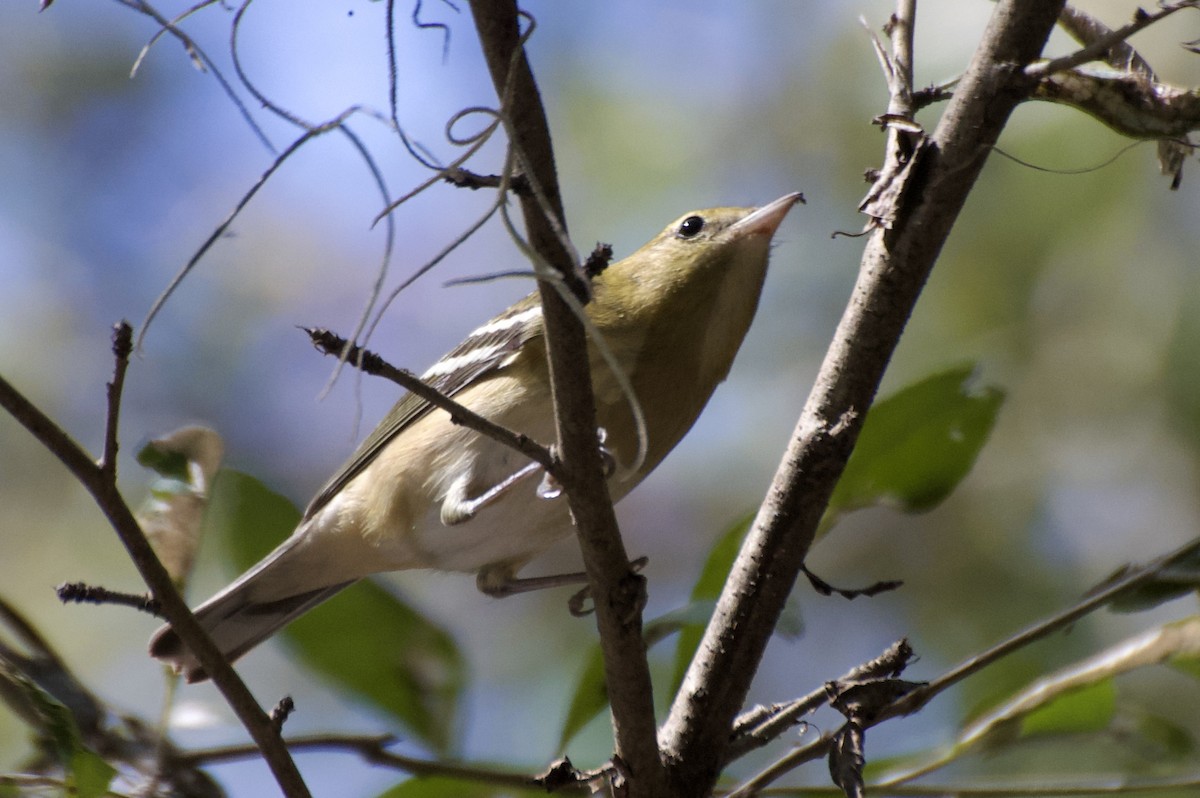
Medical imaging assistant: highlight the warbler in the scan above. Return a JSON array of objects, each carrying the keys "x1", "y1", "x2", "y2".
[{"x1": 150, "y1": 193, "x2": 802, "y2": 681}]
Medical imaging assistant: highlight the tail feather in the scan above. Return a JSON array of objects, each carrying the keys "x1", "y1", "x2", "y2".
[
  {"x1": 148, "y1": 522, "x2": 365, "y2": 682},
  {"x1": 149, "y1": 580, "x2": 353, "y2": 682}
]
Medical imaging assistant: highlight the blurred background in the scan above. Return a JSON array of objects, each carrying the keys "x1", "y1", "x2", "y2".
[{"x1": 2, "y1": 0, "x2": 1199, "y2": 794}]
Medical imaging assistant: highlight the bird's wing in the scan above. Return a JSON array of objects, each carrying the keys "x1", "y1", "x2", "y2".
[{"x1": 303, "y1": 294, "x2": 544, "y2": 519}]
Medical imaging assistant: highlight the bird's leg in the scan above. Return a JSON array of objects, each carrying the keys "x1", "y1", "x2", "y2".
[
  {"x1": 477, "y1": 566, "x2": 588, "y2": 597},
  {"x1": 478, "y1": 556, "x2": 649, "y2": 618},
  {"x1": 442, "y1": 429, "x2": 615, "y2": 525},
  {"x1": 440, "y1": 461, "x2": 543, "y2": 526},
  {"x1": 536, "y1": 427, "x2": 616, "y2": 500}
]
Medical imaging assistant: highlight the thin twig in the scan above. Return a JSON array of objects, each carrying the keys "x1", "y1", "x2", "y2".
[
  {"x1": 725, "y1": 734, "x2": 835, "y2": 798},
  {"x1": 0, "y1": 328, "x2": 312, "y2": 798},
  {"x1": 724, "y1": 538, "x2": 1200, "y2": 794},
  {"x1": 56, "y1": 581, "x2": 161, "y2": 616},
  {"x1": 101, "y1": 322, "x2": 131, "y2": 478},
  {"x1": 725, "y1": 639, "x2": 914, "y2": 763},
  {"x1": 303, "y1": 327, "x2": 557, "y2": 473},
  {"x1": 385, "y1": 0, "x2": 444, "y2": 170},
  {"x1": 1028, "y1": 2, "x2": 1198, "y2": 78},
  {"x1": 116, "y1": 0, "x2": 274, "y2": 152},
  {"x1": 882, "y1": 535, "x2": 1200, "y2": 720},
  {"x1": 138, "y1": 109, "x2": 358, "y2": 349},
  {"x1": 180, "y1": 733, "x2": 586, "y2": 792},
  {"x1": 726, "y1": 774, "x2": 1200, "y2": 797}
]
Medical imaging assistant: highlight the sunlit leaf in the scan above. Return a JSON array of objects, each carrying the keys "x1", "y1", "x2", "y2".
[
  {"x1": 136, "y1": 425, "x2": 224, "y2": 587},
  {"x1": 375, "y1": 775, "x2": 544, "y2": 797},
  {"x1": 206, "y1": 469, "x2": 465, "y2": 753},
  {"x1": 69, "y1": 748, "x2": 118, "y2": 798},
  {"x1": 826, "y1": 365, "x2": 1004, "y2": 522},
  {"x1": 875, "y1": 617, "x2": 1200, "y2": 784},
  {"x1": 1017, "y1": 679, "x2": 1115, "y2": 736},
  {"x1": 963, "y1": 618, "x2": 1200, "y2": 746}
]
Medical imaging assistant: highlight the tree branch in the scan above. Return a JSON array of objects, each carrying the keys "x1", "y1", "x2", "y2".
[
  {"x1": 303, "y1": 326, "x2": 556, "y2": 473},
  {"x1": 465, "y1": 3, "x2": 667, "y2": 795},
  {"x1": 724, "y1": 536, "x2": 1200, "y2": 794},
  {"x1": 660, "y1": 1, "x2": 1069, "y2": 791},
  {"x1": 0, "y1": 323, "x2": 311, "y2": 798},
  {"x1": 179, "y1": 733, "x2": 593, "y2": 793}
]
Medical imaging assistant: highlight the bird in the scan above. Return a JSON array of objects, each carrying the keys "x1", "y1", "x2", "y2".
[{"x1": 149, "y1": 192, "x2": 803, "y2": 682}]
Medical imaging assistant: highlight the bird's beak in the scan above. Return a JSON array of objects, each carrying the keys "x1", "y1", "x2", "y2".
[{"x1": 730, "y1": 192, "x2": 805, "y2": 239}]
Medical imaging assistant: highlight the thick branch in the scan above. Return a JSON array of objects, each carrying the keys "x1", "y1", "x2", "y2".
[
  {"x1": 465, "y1": 2, "x2": 666, "y2": 794},
  {"x1": 660, "y1": 0, "x2": 1068, "y2": 790}
]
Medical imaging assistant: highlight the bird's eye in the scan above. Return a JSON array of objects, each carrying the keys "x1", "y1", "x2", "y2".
[{"x1": 676, "y1": 215, "x2": 705, "y2": 239}]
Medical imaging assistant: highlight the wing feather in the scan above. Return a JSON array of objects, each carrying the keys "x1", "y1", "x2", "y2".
[{"x1": 303, "y1": 295, "x2": 544, "y2": 518}]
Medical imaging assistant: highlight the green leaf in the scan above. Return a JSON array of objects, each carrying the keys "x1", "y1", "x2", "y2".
[
  {"x1": 826, "y1": 365, "x2": 1004, "y2": 521},
  {"x1": 669, "y1": 515, "x2": 752, "y2": 696},
  {"x1": 1018, "y1": 679, "x2": 1115, "y2": 736},
  {"x1": 1105, "y1": 547, "x2": 1200, "y2": 613},
  {"x1": 1133, "y1": 712, "x2": 1197, "y2": 759},
  {"x1": 206, "y1": 469, "x2": 466, "y2": 753},
  {"x1": 963, "y1": 618, "x2": 1200, "y2": 747},
  {"x1": 557, "y1": 643, "x2": 608, "y2": 752},
  {"x1": 557, "y1": 612, "x2": 687, "y2": 751},
  {"x1": 876, "y1": 617, "x2": 1200, "y2": 783},
  {"x1": 0, "y1": 665, "x2": 115, "y2": 797},
  {"x1": 69, "y1": 748, "x2": 118, "y2": 798},
  {"x1": 375, "y1": 775, "x2": 545, "y2": 797},
  {"x1": 558, "y1": 513, "x2": 809, "y2": 750},
  {"x1": 136, "y1": 425, "x2": 224, "y2": 488},
  {"x1": 136, "y1": 443, "x2": 191, "y2": 481},
  {"x1": 663, "y1": 515, "x2": 805, "y2": 698}
]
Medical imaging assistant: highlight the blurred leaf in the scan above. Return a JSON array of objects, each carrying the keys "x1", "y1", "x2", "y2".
[
  {"x1": 69, "y1": 748, "x2": 118, "y2": 798},
  {"x1": 136, "y1": 444, "x2": 189, "y2": 482},
  {"x1": 1169, "y1": 651, "x2": 1200, "y2": 681},
  {"x1": 559, "y1": 514, "x2": 808, "y2": 750},
  {"x1": 877, "y1": 617, "x2": 1200, "y2": 784},
  {"x1": 136, "y1": 425, "x2": 224, "y2": 487},
  {"x1": 289, "y1": 581, "x2": 465, "y2": 753},
  {"x1": 666, "y1": 515, "x2": 804, "y2": 698},
  {"x1": 963, "y1": 618, "x2": 1200, "y2": 747},
  {"x1": 558, "y1": 611, "x2": 688, "y2": 751},
  {"x1": 669, "y1": 515, "x2": 751, "y2": 697},
  {"x1": 826, "y1": 365, "x2": 1004, "y2": 523},
  {"x1": 375, "y1": 775, "x2": 544, "y2": 797},
  {"x1": 1135, "y1": 712, "x2": 1197, "y2": 759},
  {"x1": 1017, "y1": 679, "x2": 1115, "y2": 736},
  {"x1": 207, "y1": 469, "x2": 465, "y2": 753},
  {"x1": 1, "y1": 666, "x2": 114, "y2": 797},
  {"x1": 1165, "y1": 284, "x2": 1200, "y2": 447},
  {"x1": 557, "y1": 645, "x2": 607, "y2": 752},
  {"x1": 136, "y1": 426, "x2": 224, "y2": 587},
  {"x1": 1105, "y1": 546, "x2": 1200, "y2": 613}
]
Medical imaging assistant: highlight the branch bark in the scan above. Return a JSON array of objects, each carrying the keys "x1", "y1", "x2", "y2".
[
  {"x1": 466, "y1": 2, "x2": 667, "y2": 794},
  {"x1": 660, "y1": 1, "x2": 1069, "y2": 791},
  {"x1": 0, "y1": 324, "x2": 311, "y2": 798}
]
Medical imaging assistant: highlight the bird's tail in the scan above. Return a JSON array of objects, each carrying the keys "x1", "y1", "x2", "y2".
[{"x1": 148, "y1": 532, "x2": 355, "y2": 682}]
